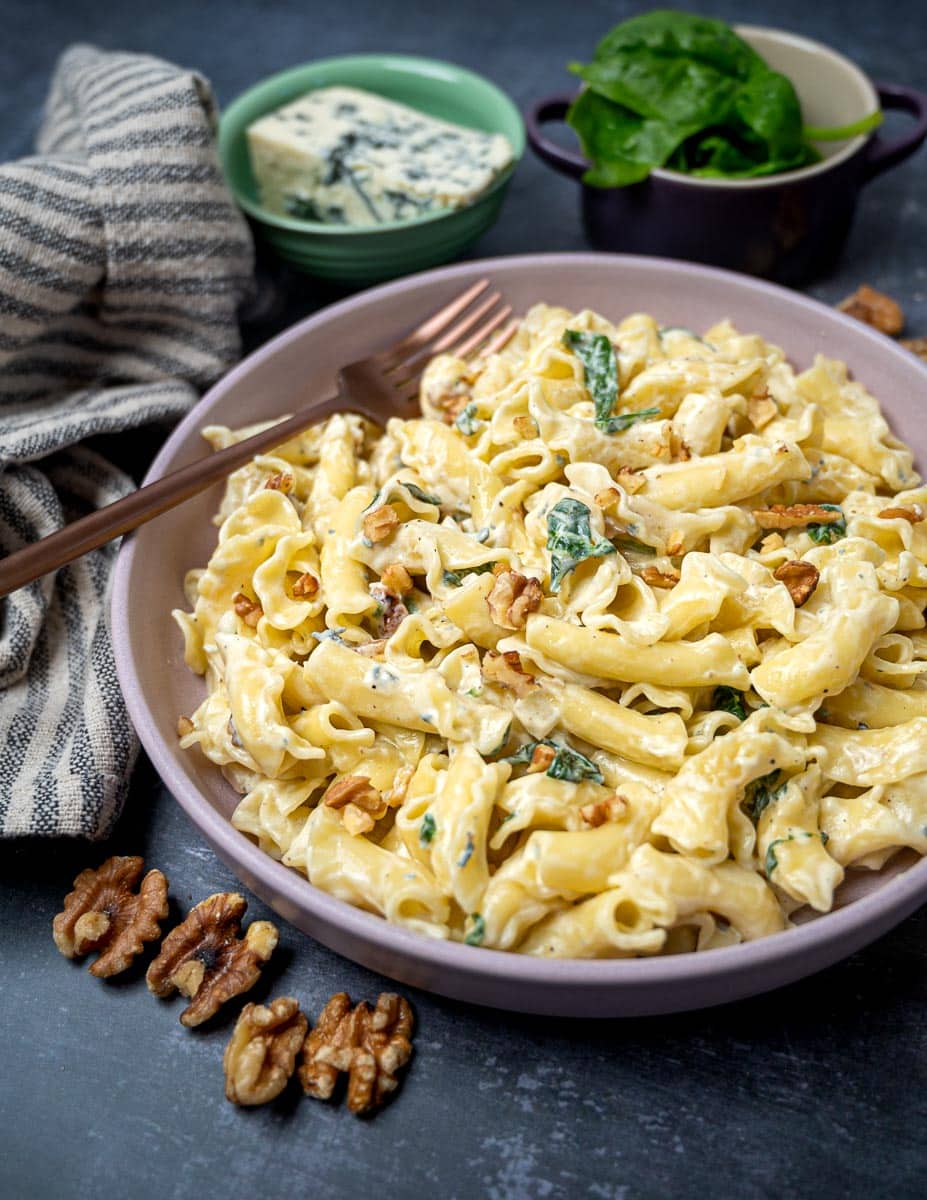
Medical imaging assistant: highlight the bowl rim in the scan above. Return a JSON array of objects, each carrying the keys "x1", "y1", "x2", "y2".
[
  {"x1": 112, "y1": 251, "x2": 927, "y2": 1003},
  {"x1": 642, "y1": 23, "x2": 880, "y2": 191},
  {"x1": 218, "y1": 52, "x2": 526, "y2": 236}
]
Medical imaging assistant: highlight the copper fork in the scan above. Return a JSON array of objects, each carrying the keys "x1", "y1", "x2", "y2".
[{"x1": 0, "y1": 279, "x2": 515, "y2": 598}]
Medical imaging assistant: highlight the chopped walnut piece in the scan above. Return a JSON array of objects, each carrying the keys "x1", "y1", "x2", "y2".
[
  {"x1": 527, "y1": 743, "x2": 556, "y2": 774},
  {"x1": 513, "y1": 414, "x2": 538, "y2": 439},
  {"x1": 665, "y1": 531, "x2": 685, "y2": 556},
  {"x1": 177, "y1": 716, "x2": 195, "y2": 738},
  {"x1": 481, "y1": 650, "x2": 537, "y2": 697},
  {"x1": 53, "y1": 856, "x2": 169, "y2": 978},
  {"x1": 380, "y1": 563, "x2": 413, "y2": 595},
  {"x1": 324, "y1": 777, "x2": 387, "y2": 835},
  {"x1": 363, "y1": 504, "x2": 400, "y2": 544},
  {"x1": 774, "y1": 560, "x2": 820, "y2": 607},
  {"x1": 760, "y1": 532, "x2": 786, "y2": 552},
  {"x1": 355, "y1": 638, "x2": 388, "y2": 659},
  {"x1": 487, "y1": 570, "x2": 543, "y2": 630},
  {"x1": 671, "y1": 435, "x2": 692, "y2": 462},
  {"x1": 580, "y1": 794, "x2": 629, "y2": 827},
  {"x1": 641, "y1": 565, "x2": 681, "y2": 589},
  {"x1": 224, "y1": 997, "x2": 309, "y2": 1106},
  {"x1": 838, "y1": 285, "x2": 904, "y2": 335},
  {"x1": 616, "y1": 468, "x2": 646, "y2": 495},
  {"x1": 385, "y1": 763, "x2": 415, "y2": 809},
  {"x1": 369, "y1": 582, "x2": 409, "y2": 637},
  {"x1": 292, "y1": 572, "x2": 318, "y2": 598},
  {"x1": 901, "y1": 336, "x2": 927, "y2": 363},
  {"x1": 435, "y1": 392, "x2": 470, "y2": 422},
  {"x1": 878, "y1": 505, "x2": 925, "y2": 523},
  {"x1": 146, "y1": 892, "x2": 278, "y2": 1027},
  {"x1": 747, "y1": 390, "x2": 778, "y2": 430},
  {"x1": 299, "y1": 991, "x2": 414, "y2": 1115},
  {"x1": 264, "y1": 471, "x2": 294, "y2": 493},
  {"x1": 595, "y1": 487, "x2": 621, "y2": 511},
  {"x1": 233, "y1": 592, "x2": 262, "y2": 627},
  {"x1": 752, "y1": 503, "x2": 843, "y2": 530}
]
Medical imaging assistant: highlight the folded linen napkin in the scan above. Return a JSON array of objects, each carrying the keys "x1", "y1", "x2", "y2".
[{"x1": 0, "y1": 45, "x2": 254, "y2": 838}]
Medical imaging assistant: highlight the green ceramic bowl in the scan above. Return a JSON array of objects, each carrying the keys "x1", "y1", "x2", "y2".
[{"x1": 218, "y1": 55, "x2": 525, "y2": 285}]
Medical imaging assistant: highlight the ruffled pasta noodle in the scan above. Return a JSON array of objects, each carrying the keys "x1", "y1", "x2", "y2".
[{"x1": 174, "y1": 304, "x2": 927, "y2": 956}]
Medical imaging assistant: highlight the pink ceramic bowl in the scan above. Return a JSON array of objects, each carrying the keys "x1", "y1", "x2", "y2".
[{"x1": 112, "y1": 252, "x2": 927, "y2": 1017}]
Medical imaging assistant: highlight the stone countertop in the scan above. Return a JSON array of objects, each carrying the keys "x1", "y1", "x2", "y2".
[{"x1": 2, "y1": 1, "x2": 926, "y2": 1196}]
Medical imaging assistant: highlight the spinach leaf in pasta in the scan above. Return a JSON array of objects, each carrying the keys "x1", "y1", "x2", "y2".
[
  {"x1": 546, "y1": 497, "x2": 616, "y2": 591},
  {"x1": 442, "y1": 562, "x2": 496, "y2": 587},
  {"x1": 743, "y1": 770, "x2": 786, "y2": 824},
  {"x1": 502, "y1": 737, "x2": 604, "y2": 784},
  {"x1": 606, "y1": 406, "x2": 660, "y2": 433},
  {"x1": 403, "y1": 481, "x2": 442, "y2": 506},
  {"x1": 807, "y1": 504, "x2": 847, "y2": 544},
  {"x1": 419, "y1": 813, "x2": 436, "y2": 845},
  {"x1": 547, "y1": 743, "x2": 604, "y2": 784},
  {"x1": 562, "y1": 329, "x2": 619, "y2": 429},
  {"x1": 465, "y1": 913, "x2": 486, "y2": 946},
  {"x1": 713, "y1": 686, "x2": 747, "y2": 721}
]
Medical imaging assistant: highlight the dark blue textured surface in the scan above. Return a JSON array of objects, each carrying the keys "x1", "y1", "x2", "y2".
[{"x1": 1, "y1": 2, "x2": 926, "y2": 1197}]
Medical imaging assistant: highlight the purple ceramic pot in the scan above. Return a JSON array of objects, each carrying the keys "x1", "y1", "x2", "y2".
[{"x1": 528, "y1": 27, "x2": 927, "y2": 285}]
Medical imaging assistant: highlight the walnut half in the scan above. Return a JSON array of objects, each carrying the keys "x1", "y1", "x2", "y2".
[
  {"x1": 774, "y1": 559, "x2": 820, "y2": 607},
  {"x1": 752, "y1": 503, "x2": 843, "y2": 531},
  {"x1": 146, "y1": 892, "x2": 278, "y2": 1027},
  {"x1": 52, "y1": 855, "x2": 169, "y2": 977},
  {"x1": 838, "y1": 284, "x2": 904, "y2": 336},
  {"x1": 299, "y1": 992, "x2": 414, "y2": 1115},
  {"x1": 487, "y1": 570, "x2": 543, "y2": 630},
  {"x1": 223, "y1": 997, "x2": 309, "y2": 1106}
]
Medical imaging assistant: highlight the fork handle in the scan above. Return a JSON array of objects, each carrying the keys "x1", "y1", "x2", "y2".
[{"x1": 0, "y1": 390, "x2": 351, "y2": 599}]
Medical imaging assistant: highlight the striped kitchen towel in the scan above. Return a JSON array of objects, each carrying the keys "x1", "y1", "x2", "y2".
[{"x1": 0, "y1": 45, "x2": 254, "y2": 838}]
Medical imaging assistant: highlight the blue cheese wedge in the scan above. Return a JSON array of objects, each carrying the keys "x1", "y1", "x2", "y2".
[{"x1": 246, "y1": 86, "x2": 514, "y2": 226}]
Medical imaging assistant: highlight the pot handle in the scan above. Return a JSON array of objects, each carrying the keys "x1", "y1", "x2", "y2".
[
  {"x1": 864, "y1": 84, "x2": 927, "y2": 180},
  {"x1": 525, "y1": 94, "x2": 588, "y2": 179}
]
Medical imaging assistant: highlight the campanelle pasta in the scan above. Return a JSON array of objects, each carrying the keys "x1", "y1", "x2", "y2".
[{"x1": 174, "y1": 304, "x2": 927, "y2": 957}]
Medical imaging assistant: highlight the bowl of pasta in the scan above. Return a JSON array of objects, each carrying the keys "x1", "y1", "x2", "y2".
[{"x1": 112, "y1": 252, "x2": 927, "y2": 1017}]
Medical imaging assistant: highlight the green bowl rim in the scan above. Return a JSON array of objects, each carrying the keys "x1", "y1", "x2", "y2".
[{"x1": 218, "y1": 52, "x2": 526, "y2": 237}]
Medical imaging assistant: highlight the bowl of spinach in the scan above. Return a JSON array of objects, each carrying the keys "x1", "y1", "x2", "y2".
[{"x1": 527, "y1": 11, "x2": 927, "y2": 284}]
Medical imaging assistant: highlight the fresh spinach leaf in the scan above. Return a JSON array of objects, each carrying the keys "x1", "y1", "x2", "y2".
[
  {"x1": 803, "y1": 111, "x2": 883, "y2": 140},
  {"x1": 562, "y1": 329, "x2": 619, "y2": 428},
  {"x1": 614, "y1": 536, "x2": 656, "y2": 556},
  {"x1": 566, "y1": 10, "x2": 831, "y2": 187},
  {"x1": 546, "y1": 497, "x2": 616, "y2": 591},
  {"x1": 807, "y1": 504, "x2": 846, "y2": 544},
  {"x1": 713, "y1": 686, "x2": 747, "y2": 721}
]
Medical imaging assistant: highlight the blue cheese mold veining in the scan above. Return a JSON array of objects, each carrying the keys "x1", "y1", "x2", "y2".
[{"x1": 246, "y1": 85, "x2": 515, "y2": 226}]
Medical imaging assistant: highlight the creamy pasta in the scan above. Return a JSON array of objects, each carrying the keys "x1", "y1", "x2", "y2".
[{"x1": 173, "y1": 303, "x2": 927, "y2": 957}]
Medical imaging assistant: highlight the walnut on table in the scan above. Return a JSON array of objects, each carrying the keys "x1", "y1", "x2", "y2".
[
  {"x1": 52, "y1": 855, "x2": 169, "y2": 977},
  {"x1": 223, "y1": 997, "x2": 309, "y2": 1106},
  {"x1": 773, "y1": 560, "x2": 820, "y2": 607},
  {"x1": 486, "y1": 569, "x2": 543, "y2": 630},
  {"x1": 838, "y1": 284, "x2": 905, "y2": 335},
  {"x1": 901, "y1": 336, "x2": 927, "y2": 363},
  {"x1": 299, "y1": 992, "x2": 414, "y2": 1115},
  {"x1": 146, "y1": 892, "x2": 278, "y2": 1027}
]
